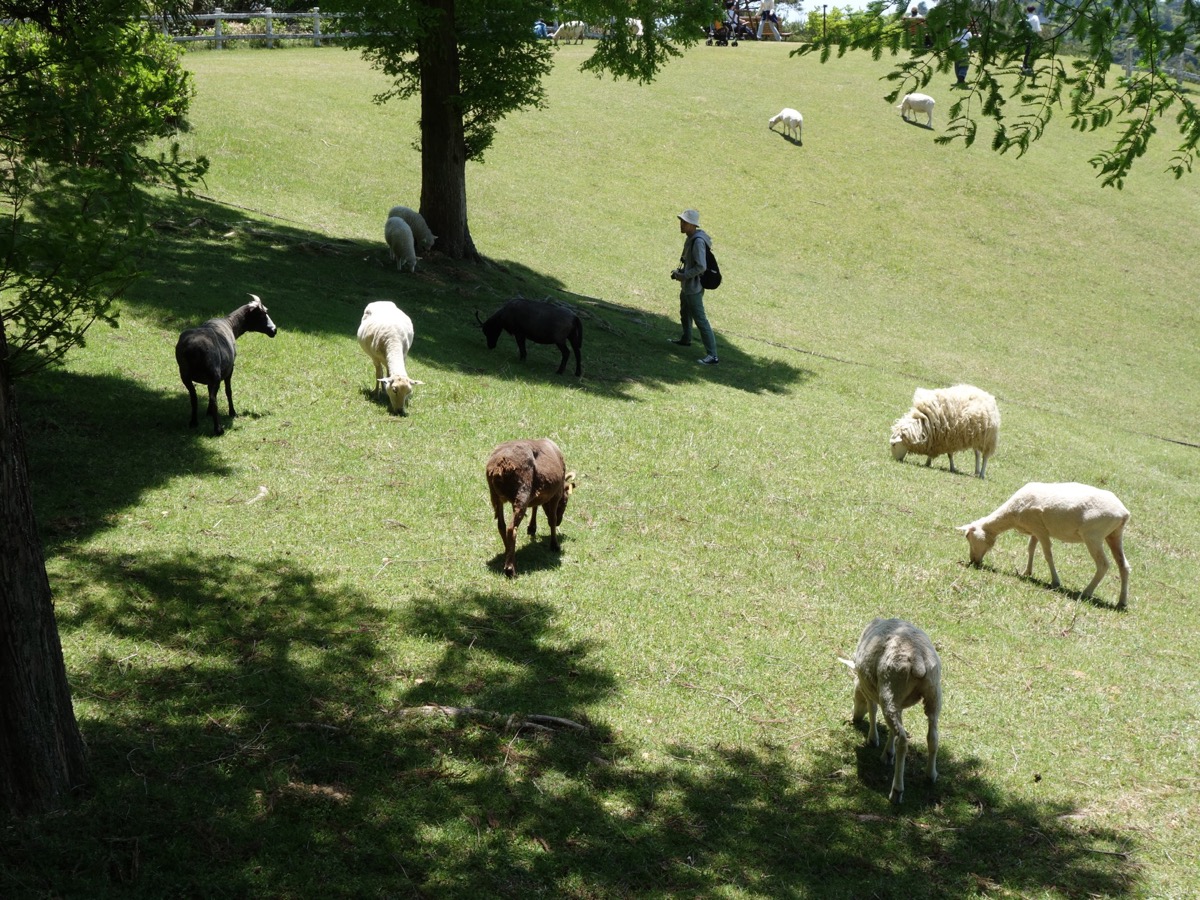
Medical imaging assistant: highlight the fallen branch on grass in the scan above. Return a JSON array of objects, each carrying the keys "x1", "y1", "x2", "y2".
[{"x1": 397, "y1": 705, "x2": 587, "y2": 733}]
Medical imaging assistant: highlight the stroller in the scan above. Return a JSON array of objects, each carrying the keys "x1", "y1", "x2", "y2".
[{"x1": 706, "y1": 0, "x2": 753, "y2": 45}]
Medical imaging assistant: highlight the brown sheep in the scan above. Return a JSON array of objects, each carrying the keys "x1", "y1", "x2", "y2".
[{"x1": 485, "y1": 438, "x2": 576, "y2": 578}]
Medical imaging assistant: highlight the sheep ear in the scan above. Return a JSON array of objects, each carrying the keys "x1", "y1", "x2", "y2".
[
  {"x1": 378, "y1": 377, "x2": 390, "y2": 385},
  {"x1": 956, "y1": 524, "x2": 971, "y2": 534},
  {"x1": 248, "y1": 293, "x2": 262, "y2": 305}
]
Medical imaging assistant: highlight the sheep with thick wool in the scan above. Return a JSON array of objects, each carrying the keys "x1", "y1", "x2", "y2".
[
  {"x1": 958, "y1": 481, "x2": 1131, "y2": 609},
  {"x1": 357, "y1": 301, "x2": 423, "y2": 415},
  {"x1": 386, "y1": 205, "x2": 437, "y2": 253},
  {"x1": 769, "y1": 107, "x2": 803, "y2": 141},
  {"x1": 384, "y1": 216, "x2": 418, "y2": 273},
  {"x1": 898, "y1": 92, "x2": 935, "y2": 127},
  {"x1": 890, "y1": 383, "x2": 1000, "y2": 478},
  {"x1": 840, "y1": 618, "x2": 942, "y2": 805}
]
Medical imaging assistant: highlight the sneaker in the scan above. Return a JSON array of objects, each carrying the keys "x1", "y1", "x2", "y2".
[
  {"x1": 669, "y1": 338, "x2": 692, "y2": 346},
  {"x1": 698, "y1": 355, "x2": 719, "y2": 365}
]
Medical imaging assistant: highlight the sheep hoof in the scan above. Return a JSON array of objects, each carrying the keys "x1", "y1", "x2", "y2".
[
  {"x1": 889, "y1": 788, "x2": 904, "y2": 804},
  {"x1": 503, "y1": 566, "x2": 516, "y2": 579}
]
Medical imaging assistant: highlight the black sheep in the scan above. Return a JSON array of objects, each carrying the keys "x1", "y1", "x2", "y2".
[
  {"x1": 476, "y1": 298, "x2": 582, "y2": 376},
  {"x1": 175, "y1": 294, "x2": 277, "y2": 435}
]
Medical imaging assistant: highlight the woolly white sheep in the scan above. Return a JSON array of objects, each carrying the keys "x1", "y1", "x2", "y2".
[
  {"x1": 890, "y1": 383, "x2": 1000, "y2": 478},
  {"x1": 958, "y1": 481, "x2": 1131, "y2": 609},
  {"x1": 357, "y1": 301, "x2": 423, "y2": 415},
  {"x1": 384, "y1": 216, "x2": 418, "y2": 273},
  {"x1": 768, "y1": 107, "x2": 803, "y2": 142},
  {"x1": 386, "y1": 205, "x2": 437, "y2": 253},
  {"x1": 840, "y1": 618, "x2": 942, "y2": 805},
  {"x1": 550, "y1": 20, "x2": 585, "y2": 44},
  {"x1": 898, "y1": 92, "x2": 935, "y2": 127}
]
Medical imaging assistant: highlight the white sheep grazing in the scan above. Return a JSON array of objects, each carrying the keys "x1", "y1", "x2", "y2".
[
  {"x1": 550, "y1": 20, "x2": 585, "y2": 44},
  {"x1": 768, "y1": 107, "x2": 803, "y2": 142},
  {"x1": 357, "y1": 301, "x2": 424, "y2": 415},
  {"x1": 898, "y1": 92, "x2": 935, "y2": 127},
  {"x1": 384, "y1": 216, "x2": 417, "y2": 273},
  {"x1": 385, "y1": 205, "x2": 437, "y2": 253},
  {"x1": 958, "y1": 482, "x2": 1132, "y2": 609},
  {"x1": 890, "y1": 383, "x2": 1000, "y2": 478},
  {"x1": 840, "y1": 618, "x2": 942, "y2": 805}
]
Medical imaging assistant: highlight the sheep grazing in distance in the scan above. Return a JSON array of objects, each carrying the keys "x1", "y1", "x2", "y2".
[
  {"x1": 357, "y1": 300, "x2": 423, "y2": 415},
  {"x1": 768, "y1": 107, "x2": 803, "y2": 142},
  {"x1": 384, "y1": 216, "x2": 418, "y2": 273},
  {"x1": 549, "y1": 20, "x2": 585, "y2": 44},
  {"x1": 486, "y1": 438, "x2": 577, "y2": 578},
  {"x1": 175, "y1": 293, "x2": 277, "y2": 436},
  {"x1": 386, "y1": 205, "x2": 437, "y2": 253},
  {"x1": 890, "y1": 383, "x2": 1000, "y2": 478},
  {"x1": 840, "y1": 618, "x2": 942, "y2": 804},
  {"x1": 476, "y1": 298, "x2": 583, "y2": 377},
  {"x1": 958, "y1": 481, "x2": 1132, "y2": 609},
  {"x1": 898, "y1": 92, "x2": 935, "y2": 127}
]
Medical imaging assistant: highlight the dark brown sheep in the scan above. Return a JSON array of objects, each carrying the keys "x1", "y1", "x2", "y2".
[{"x1": 485, "y1": 438, "x2": 576, "y2": 578}]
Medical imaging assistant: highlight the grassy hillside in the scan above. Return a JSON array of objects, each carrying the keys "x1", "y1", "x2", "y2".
[{"x1": 5, "y1": 41, "x2": 1198, "y2": 898}]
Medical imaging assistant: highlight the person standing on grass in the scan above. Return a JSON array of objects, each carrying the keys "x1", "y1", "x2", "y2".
[
  {"x1": 1022, "y1": 4, "x2": 1040, "y2": 73},
  {"x1": 757, "y1": 0, "x2": 783, "y2": 41},
  {"x1": 669, "y1": 208, "x2": 719, "y2": 365}
]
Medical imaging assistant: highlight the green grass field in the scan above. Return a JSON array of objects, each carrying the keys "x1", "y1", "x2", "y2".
[{"x1": 5, "y1": 41, "x2": 1199, "y2": 898}]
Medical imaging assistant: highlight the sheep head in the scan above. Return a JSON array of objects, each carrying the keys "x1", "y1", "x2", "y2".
[
  {"x1": 380, "y1": 375, "x2": 424, "y2": 415},
  {"x1": 956, "y1": 521, "x2": 995, "y2": 566},
  {"x1": 889, "y1": 414, "x2": 925, "y2": 460}
]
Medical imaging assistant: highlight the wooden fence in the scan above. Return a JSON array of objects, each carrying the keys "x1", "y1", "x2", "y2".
[{"x1": 150, "y1": 7, "x2": 354, "y2": 49}]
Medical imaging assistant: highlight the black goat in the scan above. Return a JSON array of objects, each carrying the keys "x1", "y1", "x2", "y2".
[
  {"x1": 175, "y1": 294, "x2": 277, "y2": 435},
  {"x1": 476, "y1": 298, "x2": 582, "y2": 376}
]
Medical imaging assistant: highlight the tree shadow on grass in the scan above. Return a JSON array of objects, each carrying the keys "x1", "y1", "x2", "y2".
[
  {"x1": 21, "y1": 370, "x2": 232, "y2": 542},
  {"x1": 122, "y1": 192, "x2": 815, "y2": 402},
  {"x1": 2, "y1": 569, "x2": 1140, "y2": 897}
]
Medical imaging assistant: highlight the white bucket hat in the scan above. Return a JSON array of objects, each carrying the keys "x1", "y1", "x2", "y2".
[{"x1": 677, "y1": 208, "x2": 700, "y2": 226}]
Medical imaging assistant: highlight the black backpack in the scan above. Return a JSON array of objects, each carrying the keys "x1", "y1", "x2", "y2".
[{"x1": 700, "y1": 243, "x2": 722, "y2": 290}]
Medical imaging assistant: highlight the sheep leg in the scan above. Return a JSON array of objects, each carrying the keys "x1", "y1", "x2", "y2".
[
  {"x1": 570, "y1": 332, "x2": 583, "y2": 377},
  {"x1": 946, "y1": 452, "x2": 957, "y2": 474},
  {"x1": 925, "y1": 703, "x2": 940, "y2": 784},
  {"x1": 973, "y1": 450, "x2": 984, "y2": 478},
  {"x1": 1106, "y1": 528, "x2": 1131, "y2": 610},
  {"x1": 206, "y1": 382, "x2": 224, "y2": 436},
  {"x1": 504, "y1": 502, "x2": 527, "y2": 578},
  {"x1": 555, "y1": 341, "x2": 568, "y2": 375},
  {"x1": 1023, "y1": 534, "x2": 1038, "y2": 577},
  {"x1": 879, "y1": 692, "x2": 908, "y2": 803},
  {"x1": 515, "y1": 335, "x2": 528, "y2": 361},
  {"x1": 223, "y1": 376, "x2": 236, "y2": 419},
  {"x1": 372, "y1": 360, "x2": 386, "y2": 397},
  {"x1": 1034, "y1": 535, "x2": 1060, "y2": 588},
  {"x1": 527, "y1": 504, "x2": 539, "y2": 537},
  {"x1": 184, "y1": 383, "x2": 200, "y2": 428},
  {"x1": 1080, "y1": 537, "x2": 1111, "y2": 599}
]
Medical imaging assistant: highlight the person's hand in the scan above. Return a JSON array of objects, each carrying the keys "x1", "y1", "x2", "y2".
[{"x1": 670, "y1": 270, "x2": 680, "y2": 281}]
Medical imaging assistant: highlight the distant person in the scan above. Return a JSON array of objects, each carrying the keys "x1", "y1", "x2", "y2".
[
  {"x1": 1023, "y1": 5, "x2": 1041, "y2": 72},
  {"x1": 757, "y1": 0, "x2": 783, "y2": 41},
  {"x1": 533, "y1": 18, "x2": 549, "y2": 39},
  {"x1": 669, "y1": 209, "x2": 719, "y2": 365},
  {"x1": 952, "y1": 25, "x2": 972, "y2": 84}
]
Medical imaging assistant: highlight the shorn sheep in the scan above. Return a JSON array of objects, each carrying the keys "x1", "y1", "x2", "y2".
[
  {"x1": 840, "y1": 618, "x2": 942, "y2": 804},
  {"x1": 890, "y1": 383, "x2": 1000, "y2": 478},
  {"x1": 175, "y1": 293, "x2": 277, "y2": 436},
  {"x1": 384, "y1": 216, "x2": 418, "y2": 273},
  {"x1": 357, "y1": 301, "x2": 423, "y2": 415},
  {"x1": 898, "y1": 92, "x2": 935, "y2": 127},
  {"x1": 549, "y1": 20, "x2": 585, "y2": 44},
  {"x1": 958, "y1": 481, "x2": 1132, "y2": 609},
  {"x1": 486, "y1": 438, "x2": 576, "y2": 578},
  {"x1": 386, "y1": 205, "x2": 437, "y2": 253},
  {"x1": 768, "y1": 107, "x2": 803, "y2": 142}
]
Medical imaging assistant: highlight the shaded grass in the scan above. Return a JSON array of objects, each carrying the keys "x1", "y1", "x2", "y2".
[{"x1": 3, "y1": 42, "x2": 1197, "y2": 899}]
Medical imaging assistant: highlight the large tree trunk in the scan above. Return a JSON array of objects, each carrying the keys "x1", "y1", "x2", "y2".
[
  {"x1": 417, "y1": 0, "x2": 478, "y2": 261},
  {"x1": 0, "y1": 327, "x2": 88, "y2": 815}
]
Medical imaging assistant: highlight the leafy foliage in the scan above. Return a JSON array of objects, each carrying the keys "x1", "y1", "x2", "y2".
[
  {"x1": 0, "y1": 3, "x2": 208, "y2": 376},
  {"x1": 794, "y1": 0, "x2": 1200, "y2": 187}
]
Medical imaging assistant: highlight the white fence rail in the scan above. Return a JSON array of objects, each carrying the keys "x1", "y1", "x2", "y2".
[{"x1": 150, "y1": 7, "x2": 355, "y2": 49}]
